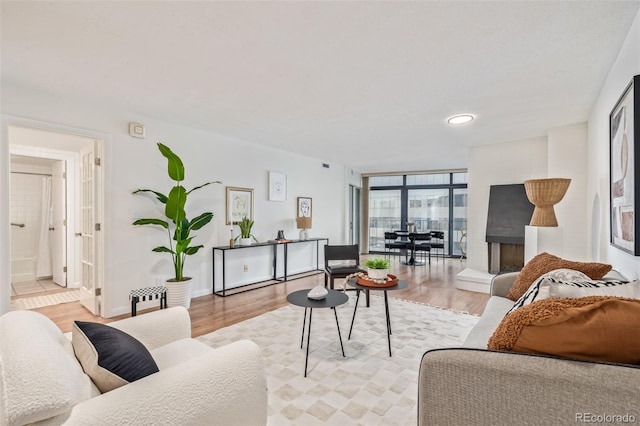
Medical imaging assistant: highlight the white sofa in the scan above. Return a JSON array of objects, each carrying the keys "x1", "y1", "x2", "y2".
[{"x1": 0, "y1": 307, "x2": 267, "y2": 426}]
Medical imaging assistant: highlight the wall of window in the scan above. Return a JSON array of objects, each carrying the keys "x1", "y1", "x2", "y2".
[{"x1": 368, "y1": 172, "x2": 467, "y2": 256}]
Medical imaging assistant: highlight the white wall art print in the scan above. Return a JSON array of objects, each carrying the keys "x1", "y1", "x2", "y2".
[{"x1": 269, "y1": 171, "x2": 287, "y2": 202}]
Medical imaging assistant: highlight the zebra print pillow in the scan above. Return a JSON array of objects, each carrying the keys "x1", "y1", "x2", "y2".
[{"x1": 507, "y1": 274, "x2": 636, "y2": 315}]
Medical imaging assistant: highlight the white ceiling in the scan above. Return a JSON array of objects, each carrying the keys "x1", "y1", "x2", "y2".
[{"x1": 2, "y1": 1, "x2": 638, "y2": 173}]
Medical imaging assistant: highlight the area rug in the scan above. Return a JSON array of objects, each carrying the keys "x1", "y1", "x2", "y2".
[
  {"x1": 198, "y1": 294, "x2": 479, "y2": 425},
  {"x1": 11, "y1": 290, "x2": 82, "y2": 310}
]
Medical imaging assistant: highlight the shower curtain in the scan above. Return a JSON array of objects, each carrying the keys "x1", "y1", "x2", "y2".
[{"x1": 35, "y1": 176, "x2": 52, "y2": 278}]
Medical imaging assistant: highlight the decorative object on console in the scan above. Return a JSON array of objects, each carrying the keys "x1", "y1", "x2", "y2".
[
  {"x1": 132, "y1": 143, "x2": 220, "y2": 309},
  {"x1": 226, "y1": 186, "x2": 254, "y2": 225},
  {"x1": 296, "y1": 216, "x2": 312, "y2": 240},
  {"x1": 406, "y1": 221, "x2": 415, "y2": 233},
  {"x1": 365, "y1": 257, "x2": 391, "y2": 280},
  {"x1": 235, "y1": 216, "x2": 258, "y2": 246},
  {"x1": 610, "y1": 75, "x2": 640, "y2": 255},
  {"x1": 229, "y1": 228, "x2": 235, "y2": 248},
  {"x1": 296, "y1": 197, "x2": 312, "y2": 240},
  {"x1": 524, "y1": 178, "x2": 571, "y2": 226},
  {"x1": 276, "y1": 230, "x2": 285, "y2": 240},
  {"x1": 307, "y1": 284, "x2": 328, "y2": 300},
  {"x1": 268, "y1": 171, "x2": 287, "y2": 201}
]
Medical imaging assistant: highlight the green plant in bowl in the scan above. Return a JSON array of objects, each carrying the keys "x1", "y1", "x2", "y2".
[
  {"x1": 365, "y1": 257, "x2": 391, "y2": 280},
  {"x1": 365, "y1": 257, "x2": 391, "y2": 270},
  {"x1": 235, "y1": 216, "x2": 258, "y2": 242}
]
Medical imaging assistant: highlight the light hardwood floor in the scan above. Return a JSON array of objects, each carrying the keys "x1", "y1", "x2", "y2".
[{"x1": 32, "y1": 256, "x2": 489, "y2": 336}]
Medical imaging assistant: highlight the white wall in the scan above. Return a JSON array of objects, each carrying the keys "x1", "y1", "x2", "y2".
[
  {"x1": 547, "y1": 122, "x2": 588, "y2": 260},
  {"x1": 467, "y1": 119, "x2": 592, "y2": 275},
  {"x1": 1, "y1": 83, "x2": 357, "y2": 317},
  {"x1": 588, "y1": 9, "x2": 640, "y2": 279},
  {"x1": 466, "y1": 137, "x2": 548, "y2": 273}
]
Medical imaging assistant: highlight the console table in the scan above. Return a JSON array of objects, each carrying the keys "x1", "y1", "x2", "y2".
[{"x1": 212, "y1": 237, "x2": 329, "y2": 296}]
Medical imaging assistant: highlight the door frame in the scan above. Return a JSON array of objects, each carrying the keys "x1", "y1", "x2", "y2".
[
  {"x1": 349, "y1": 184, "x2": 361, "y2": 246},
  {"x1": 1, "y1": 115, "x2": 107, "y2": 316}
]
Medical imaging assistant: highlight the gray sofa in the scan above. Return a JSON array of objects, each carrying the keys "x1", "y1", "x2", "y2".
[{"x1": 418, "y1": 271, "x2": 640, "y2": 426}]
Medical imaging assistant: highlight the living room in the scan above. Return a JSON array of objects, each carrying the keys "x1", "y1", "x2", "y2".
[
  {"x1": 2, "y1": 1, "x2": 639, "y2": 317},
  {"x1": 1, "y1": 1, "x2": 640, "y2": 425}
]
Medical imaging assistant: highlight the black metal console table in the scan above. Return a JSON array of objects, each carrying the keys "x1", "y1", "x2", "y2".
[{"x1": 212, "y1": 237, "x2": 329, "y2": 296}]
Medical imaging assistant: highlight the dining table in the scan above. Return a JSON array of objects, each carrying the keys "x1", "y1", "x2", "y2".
[{"x1": 397, "y1": 231, "x2": 428, "y2": 266}]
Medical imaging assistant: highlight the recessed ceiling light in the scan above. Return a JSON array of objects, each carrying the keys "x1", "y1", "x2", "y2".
[{"x1": 447, "y1": 114, "x2": 475, "y2": 125}]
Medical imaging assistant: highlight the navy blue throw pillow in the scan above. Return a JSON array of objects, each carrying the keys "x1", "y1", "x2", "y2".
[{"x1": 72, "y1": 321, "x2": 159, "y2": 393}]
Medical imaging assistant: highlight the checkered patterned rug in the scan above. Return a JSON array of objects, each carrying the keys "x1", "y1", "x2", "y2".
[{"x1": 198, "y1": 294, "x2": 479, "y2": 425}]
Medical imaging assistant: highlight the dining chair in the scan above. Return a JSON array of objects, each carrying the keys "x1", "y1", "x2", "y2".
[
  {"x1": 384, "y1": 232, "x2": 408, "y2": 260},
  {"x1": 324, "y1": 244, "x2": 369, "y2": 306},
  {"x1": 430, "y1": 231, "x2": 445, "y2": 261},
  {"x1": 410, "y1": 232, "x2": 432, "y2": 266}
]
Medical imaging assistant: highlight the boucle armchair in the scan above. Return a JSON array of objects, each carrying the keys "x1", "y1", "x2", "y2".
[
  {"x1": 0, "y1": 307, "x2": 267, "y2": 426},
  {"x1": 418, "y1": 272, "x2": 640, "y2": 426}
]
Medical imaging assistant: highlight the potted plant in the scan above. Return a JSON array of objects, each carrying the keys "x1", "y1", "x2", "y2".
[
  {"x1": 235, "y1": 216, "x2": 258, "y2": 246},
  {"x1": 365, "y1": 257, "x2": 391, "y2": 280},
  {"x1": 132, "y1": 142, "x2": 220, "y2": 309}
]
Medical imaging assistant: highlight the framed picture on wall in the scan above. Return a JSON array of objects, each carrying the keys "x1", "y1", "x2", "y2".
[
  {"x1": 297, "y1": 197, "x2": 312, "y2": 218},
  {"x1": 610, "y1": 74, "x2": 640, "y2": 255},
  {"x1": 268, "y1": 171, "x2": 287, "y2": 202},
  {"x1": 226, "y1": 187, "x2": 254, "y2": 225}
]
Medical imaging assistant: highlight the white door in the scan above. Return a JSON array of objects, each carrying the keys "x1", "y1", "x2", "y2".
[
  {"x1": 78, "y1": 141, "x2": 101, "y2": 315},
  {"x1": 51, "y1": 161, "x2": 67, "y2": 286}
]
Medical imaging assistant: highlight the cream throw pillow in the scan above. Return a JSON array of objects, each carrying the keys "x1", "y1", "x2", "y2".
[{"x1": 507, "y1": 269, "x2": 637, "y2": 315}]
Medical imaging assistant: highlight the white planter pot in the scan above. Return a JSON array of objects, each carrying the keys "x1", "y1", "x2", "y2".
[
  {"x1": 239, "y1": 237, "x2": 253, "y2": 246},
  {"x1": 367, "y1": 268, "x2": 389, "y2": 280},
  {"x1": 165, "y1": 277, "x2": 193, "y2": 309}
]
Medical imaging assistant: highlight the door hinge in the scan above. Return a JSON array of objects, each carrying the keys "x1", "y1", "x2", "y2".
[
  {"x1": 63, "y1": 172, "x2": 67, "y2": 179},
  {"x1": 63, "y1": 219, "x2": 67, "y2": 226},
  {"x1": 95, "y1": 288, "x2": 102, "y2": 296},
  {"x1": 95, "y1": 223, "x2": 101, "y2": 231},
  {"x1": 63, "y1": 266, "x2": 67, "y2": 273},
  {"x1": 95, "y1": 157, "x2": 101, "y2": 166}
]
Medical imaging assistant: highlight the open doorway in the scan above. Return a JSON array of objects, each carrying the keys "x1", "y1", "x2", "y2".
[
  {"x1": 9, "y1": 155, "x2": 74, "y2": 308},
  {"x1": 8, "y1": 125, "x2": 103, "y2": 315}
]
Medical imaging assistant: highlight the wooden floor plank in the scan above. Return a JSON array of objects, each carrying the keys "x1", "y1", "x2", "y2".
[{"x1": 30, "y1": 257, "x2": 489, "y2": 336}]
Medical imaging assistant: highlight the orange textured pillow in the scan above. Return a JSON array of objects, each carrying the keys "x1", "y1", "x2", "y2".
[
  {"x1": 505, "y1": 252, "x2": 611, "y2": 301},
  {"x1": 488, "y1": 296, "x2": 640, "y2": 364}
]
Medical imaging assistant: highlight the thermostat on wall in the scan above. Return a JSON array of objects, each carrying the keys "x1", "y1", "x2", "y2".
[{"x1": 129, "y1": 122, "x2": 146, "y2": 138}]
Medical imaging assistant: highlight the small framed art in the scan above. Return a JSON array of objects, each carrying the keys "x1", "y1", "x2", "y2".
[
  {"x1": 297, "y1": 197, "x2": 312, "y2": 218},
  {"x1": 269, "y1": 171, "x2": 287, "y2": 202},
  {"x1": 226, "y1": 187, "x2": 254, "y2": 225}
]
